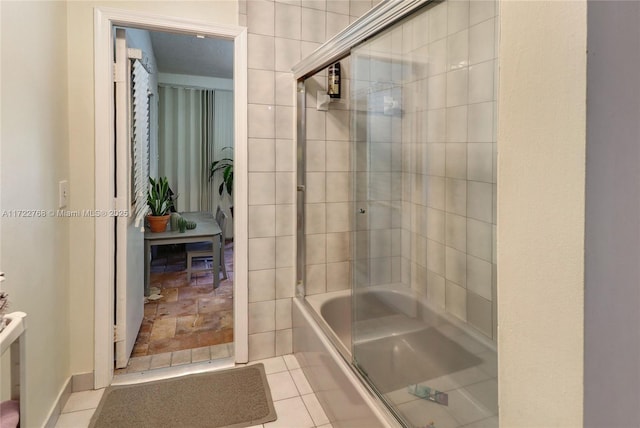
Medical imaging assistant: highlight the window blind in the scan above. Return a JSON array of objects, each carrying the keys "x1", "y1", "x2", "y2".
[{"x1": 132, "y1": 60, "x2": 151, "y2": 227}]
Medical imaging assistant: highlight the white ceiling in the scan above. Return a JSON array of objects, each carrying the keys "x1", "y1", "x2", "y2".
[{"x1": 149, "y1": 31, "x2": 234, "y2": 79}]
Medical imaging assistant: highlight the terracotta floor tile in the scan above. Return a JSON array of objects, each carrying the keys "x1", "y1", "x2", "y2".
[
  {"x1": 218, "y1": 310, "x2": 233, "y2": 329},
  {"x1": 178, "y1": 285, "x2": 216, "y2": 301},
  {"x1": 149, "y1": 317, "x2": 176, "y2": 341},
  {"x1": 148, "y1": 337, "x2": 184, "y2": 354},
  {"x1": 131, "y1": 343, "x2": 149, "y2": 357},
  {"x1": 127, "y1": 245, "x2": 235, "y2": 371},
  {"x1": 197, "y1": 330, "x2": 233, "y2": 347},
  {"x1": 156, "y1": 300, "x2": 197, "y2": 318},
  {"x1": 162, "y1": 288, "x2": 179, "y2": 303},
  {"x1": 198, "y1": 296, "x2": 233, "y2": 313},
  {"x1": 144, "y1": 302, "x2": 158, "y2": 317},
  {"x1": 175, "y1": 315, "x2": 199, "y2": 336},
  {"x1": 175, "y1": 334, "x2": 201, "y2": 350},
  {"x1": 135, "y1": 330, "x2": 151, "y2": 345},
  {"x1": 222, "y1": 328, "x2": 234, "y2": 343}
]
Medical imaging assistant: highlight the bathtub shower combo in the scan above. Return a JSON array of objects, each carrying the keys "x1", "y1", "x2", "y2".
[{"x1": 293, "y1": 0, "x2": 498, "y2": 427}]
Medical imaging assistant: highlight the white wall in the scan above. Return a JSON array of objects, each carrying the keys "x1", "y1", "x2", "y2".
[
  {"x1": 66, "y1": 0, "x2": 238, "y2": 377},
  {"x1": 498, "y1": 1, "x2": 587, "y2": 426},
  {"x1": 584, "y1": 2, "x2": 640, "y2": 426},
  {"x1": 0, "y1": 1, "x2": 71, "y2": 425}
]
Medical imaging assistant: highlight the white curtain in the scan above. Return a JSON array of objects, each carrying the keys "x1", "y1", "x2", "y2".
[
  {"x1": 158, "y1": 86, "x2": 234, "y2": 234},
  {"x1": 157, "y1": 86, "x2": 203, "y2": 212},
  {"x1": 202, "y1": 90, "x2": 234, "y2": 237}
]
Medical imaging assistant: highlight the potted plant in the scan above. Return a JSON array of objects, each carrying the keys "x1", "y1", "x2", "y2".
[
  {"x1": 209, "y1": 147, "x2": 234, "y2": 216},
  {"x1": 146, "y1": 176, "x2": 173, "y2": 232}
]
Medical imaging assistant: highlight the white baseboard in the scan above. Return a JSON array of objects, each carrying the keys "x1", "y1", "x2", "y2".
[
  {"x1": 43, "y1": 377, "x2": 71, "y2": 428},
  {"x1": 72, "y1": 372, "x2": 94, "y2": 392},
  {"x1": 43, "y1": 372, "x2": 94, "y2": 428}
]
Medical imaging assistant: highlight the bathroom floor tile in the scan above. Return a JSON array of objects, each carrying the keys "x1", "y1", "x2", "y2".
[
  {"x1": 55, "y1": 409, "x2": 96, "y2": 428},
  {"x1": 61, "y1": 389, "x2": 104, "y2": 413},
  {"x1": 290, "y1": 368, "x2": 313, "y2": 395},
  {"x1": 267, "y1": 371, "x2": 300, "y2": 401},
  {"x1": 251, "y1": 356, "x2": 289, "y2": 374},
  {"x1": 265, "y1": 396, "x2": 315, "y2": 428}
]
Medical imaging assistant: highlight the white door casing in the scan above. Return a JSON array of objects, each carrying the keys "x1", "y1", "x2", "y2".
[{"x1": 94, "y1": 8, "x2": 248, "y2": 388}]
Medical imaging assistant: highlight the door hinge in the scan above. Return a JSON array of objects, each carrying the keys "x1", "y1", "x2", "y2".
[
  {"x1": 113, "y1": 61, "x2": 125, "y2": 83},
  {"x1": 113, "y1": 324, "x2": 124, "y2": 342}
]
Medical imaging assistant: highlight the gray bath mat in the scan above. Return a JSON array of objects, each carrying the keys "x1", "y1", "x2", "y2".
[{"x1": 89, "y1": 364, "x2": 276, "y2": 428}]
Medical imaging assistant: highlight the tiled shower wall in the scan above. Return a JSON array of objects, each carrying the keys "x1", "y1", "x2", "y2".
[
  {"x1": 347, "y1": 0, "x2": 499, "y2": 341},
  {"x1": 411, "y1": 0, "x2": 498, "y2": 341},
  {"x1": 361, "y1": 0, "x2": 498, "y2": 340},
  {"x1": 241, "y1": 0, "x2": 381, "y2": 361},
  {"x1": 304, "y1": 59, "x2": 352, "y2": 297}
]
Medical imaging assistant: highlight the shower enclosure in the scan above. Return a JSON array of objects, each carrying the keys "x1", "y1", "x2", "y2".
[{"x1": 295, "y1": 1, "x2": 498, "y2": 426}]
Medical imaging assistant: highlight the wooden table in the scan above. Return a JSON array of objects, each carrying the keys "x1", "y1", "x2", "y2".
[{"x1": 144, "y1": 211, "x2": 222, "y2": 296}]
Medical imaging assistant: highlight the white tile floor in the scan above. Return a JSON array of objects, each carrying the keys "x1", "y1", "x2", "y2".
[{"x1": 54, "y1": 355, "x2": 333, "y2": 428}]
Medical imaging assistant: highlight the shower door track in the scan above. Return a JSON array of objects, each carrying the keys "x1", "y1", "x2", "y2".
[{"x1": 291, "y1": 0, "x2": 440, "y2": 81}]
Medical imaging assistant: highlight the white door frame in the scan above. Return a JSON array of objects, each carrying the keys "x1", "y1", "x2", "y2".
[{"x1": 93, "y1": 7, "x2": 248, "y2": 389}]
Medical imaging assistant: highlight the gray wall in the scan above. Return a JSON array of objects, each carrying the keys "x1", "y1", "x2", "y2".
[{"x1": 584, "y1": 2, "x2": 640, "y2": 426}]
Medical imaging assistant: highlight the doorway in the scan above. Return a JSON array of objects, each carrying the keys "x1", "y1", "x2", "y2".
[
  {"x1": 94, "y1": 8, "x2": 248, "y2": 389},
  {"x1": 114, "y1": 26, "x2": 236, "y2": 376}
]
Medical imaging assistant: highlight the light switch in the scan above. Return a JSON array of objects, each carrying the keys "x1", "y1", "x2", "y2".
[{"x1": 58, "y1": 180, "x2": 69, "y2": 208}]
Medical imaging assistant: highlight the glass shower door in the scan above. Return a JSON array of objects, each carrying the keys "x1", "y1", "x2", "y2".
[
  {"x1": 351, "y1": 19, "x2": 413, "y2": 413},
  {"x1": 350, "y1": 2, "x2": 498, "y2": 427}
]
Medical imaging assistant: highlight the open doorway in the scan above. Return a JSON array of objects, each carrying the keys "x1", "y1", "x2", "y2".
[
  {"x1": 93, "y1": 8, "x2": 248, "y2": 390},
  {"x1": 113, "y1": 27, "x2": 236, "y2": 376}
]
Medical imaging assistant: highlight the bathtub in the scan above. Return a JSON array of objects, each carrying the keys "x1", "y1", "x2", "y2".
[
  {"x1": 294, "y1": 286, "x2": 498, "y2": 428},
  {"x1": 293, "y1": 291, "x2": 397, "y2": 428}
]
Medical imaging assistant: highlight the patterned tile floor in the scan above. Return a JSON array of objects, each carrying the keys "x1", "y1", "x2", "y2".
[{"x1": 115, "y1": 242, "x2": 234, "y2": 375}]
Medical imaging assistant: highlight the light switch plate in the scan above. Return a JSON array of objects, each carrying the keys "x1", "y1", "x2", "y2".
[{"x1": 58, "y1": 180, "x2": 69, "y2": 208}]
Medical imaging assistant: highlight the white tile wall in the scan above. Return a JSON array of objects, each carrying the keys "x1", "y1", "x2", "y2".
[
  {"x1": 249, "y1": 69, "x2": 276, "y2": 105},
  {"x1": 249, "y1": 269, "x2": 276, "y2": 302},
  {"x1": 469, "y1": 18, "x2": 496, "y2": 65},
  {"x1": 247, "y1": 0, "x2": 275, "y2": 36},
  {"x1": 249, "y1": 138, "x2": 276, "y2": 171},
  {"x1": 248, "y1": 34, "x2": 275, "y2": 70},
  {"x1": 274, "y1": 3, "x2": 301, "y2": 40},
  {"x1": 276, "y1": 236, "x2": 295, "y2": 268},
  {"x1": 275, "y1": 38, "x2": 301, "y2": 72},
  {"x1": 249, "y1": 205, "x2": 276, "y2": 238},
  {"x1": 249, "y1": 172, "x2": 276, "y2": 205},
  {"x1": 302, "y1": 8, "x2": 326, "y2": 43},
  {"x1": 247, "y1": 0, "x2": 497, "y2": 361},
  {"x1": 249, "y1": 300, "x2": 277, "y2": 334},
  {"x1": 249, "y1": 237, "x2": 276, "y2": 270},
  {"x1": 446, "y1": 280, "x2": 468, "y2": 322},
  {"x1": 275, "y1": 204, "x2": 295, "y2": 236}
]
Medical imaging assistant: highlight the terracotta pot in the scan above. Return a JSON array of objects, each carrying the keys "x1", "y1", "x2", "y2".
[{"x1": 146, "y1": 214, "x2": 170, "y2": 232}]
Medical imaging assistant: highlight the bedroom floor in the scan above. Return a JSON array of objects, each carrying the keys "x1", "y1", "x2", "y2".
[{"x1": 115, "y1": 242, "x2": 234, "y2": 375}]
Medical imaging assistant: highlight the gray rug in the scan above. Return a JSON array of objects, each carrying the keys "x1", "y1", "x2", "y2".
[{"x1": 89, "y1": 364, "x2": 277, "y2": 428}]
